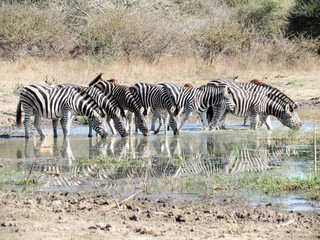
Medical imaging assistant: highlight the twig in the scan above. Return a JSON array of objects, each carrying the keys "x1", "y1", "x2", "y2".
[
  {"x1": 105, "y1": 190, "x2": 143, "y2": 211},
  {"x1": 23, "y1": 158, "x2": 36, "y2": 191},
  {"x1": 114, "y1": 198, "x2": 120, "y2": 209}
]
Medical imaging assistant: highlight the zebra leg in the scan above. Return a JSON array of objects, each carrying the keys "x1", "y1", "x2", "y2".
[
  {"x1": 200, "y1": 112, "x2": 209, "y2": 130},
  {"x1": 216, "y1": 111, "x2": 228, "y2": 130},
  {"x1": 250, "y1": 114, "x2": 259, "y2": 130},
  {"x1": 88, "y1": 119, "x2": 93, "y2": 137},
  {"x1": 34, "y1": 114, "x2": 45, "y2": 138},
  {"x1": 263, "y1": 115, "x2": 273, "y2": 130},
  {"x1": 23, "y1": 110, "x2": 32, "y2": 138},
  {"x1": 163, "y1": 112, "x2": 170, "y2": 135},
  {"x1": 52, "y1": 119, "x2": 58, "y2": 138},
  {"x1": 154, "y1": 110, "x2": 162, "y2": 134},
  {"x1": 127, "y1": 112, "x2": 134, "y2": 136},
  {"x1": 61, "y1": 111, "x2": 72, "y2": 138},
  {"x1": 135, "y1": 116, "x2": 139, "y2": 135},
  {"x1": 179, "y1": 111, "x2": 192, "y2": 130},
  {"x1": 107, "y1": 117, "x2": 117, "y2": 135},
  {"x1": 209, "y1": 107, "x2": 226, "y2": 130},
  {"x1": 150, "y1": 113, "x2": 158, "y2": 131},
  {"x1": 243, "y1": 117, "x2": 248, "y2": 126}
]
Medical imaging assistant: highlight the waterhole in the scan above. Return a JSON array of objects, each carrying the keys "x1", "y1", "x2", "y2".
[{"x1": 0, "y1": 109, "x2": 319, "y2": 211}]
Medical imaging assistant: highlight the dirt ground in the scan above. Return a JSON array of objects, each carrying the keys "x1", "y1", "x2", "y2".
[
  {"x1": 0, "y1": 190, "x2": 320, "y2": 240},
  {"x1": 0, "y1": 60, "x2": 320, "y2": 239}
]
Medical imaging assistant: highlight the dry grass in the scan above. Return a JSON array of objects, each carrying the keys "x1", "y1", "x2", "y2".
[
  {"x1": 1, "y1": 57, "x2": 319, "y2": 87},
  {"x1": 0, "y1": 57, "x2": 319, "y2": 119}
]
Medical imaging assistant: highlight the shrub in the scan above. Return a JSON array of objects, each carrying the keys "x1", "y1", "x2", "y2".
[
  {"x1": 287, "y1": 0, "x2": 320, "y2": 40},
  {"x1": 234, "y1": 0, "x2": 290, "y2": 37},
  {"x1": 192, "y1": 20, "x2": 249, "y2": 64},
  {"x1": 0, "y1": 3, "x2": 72, "y2": 59},
  {"x1": 78, "y1": 9, "x2": 124, "y2": 62},
  {"x1": 119, "y1": 9, "x2": 181, "y2": 63}
]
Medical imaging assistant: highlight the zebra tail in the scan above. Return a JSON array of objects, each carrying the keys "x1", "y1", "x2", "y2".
[{"x1": 16, "y1": 100, "x2": 22, "y2": 127}]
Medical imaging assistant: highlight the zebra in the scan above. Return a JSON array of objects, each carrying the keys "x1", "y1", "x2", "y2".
[
  {"x1": 207, "y1": 79, "x2": 302, "y2": 130},
  {"x1": 57, "y1": 83, "x2": 128, "y2": 138},
  {"x1": 129, "y1": 82, "x2": 180, "y2": 135},
  {"x1": 88, "y1": 75, "x2": 150, "y2": 136},
  {"x1": 16, "y1": 84, "x2": 108, "y2": 138},
  {"x1": 43, "y1": 75, "x2": 127, "y2": 137},
  {"x1": 239, "y1": 79, "x2": 298, "y2": 129},
  {"x1": 160, "y1": 83, "x2": 235, "y2": 131},
  {"x1": 150, "y1": 83, "x2": 194, "y2": 132}
]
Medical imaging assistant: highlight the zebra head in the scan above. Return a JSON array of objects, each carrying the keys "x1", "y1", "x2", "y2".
[
  {"x1": 279, "y1": 103, "x2": 302, "y2": 130},
  {"x1": 135, "y1": 107, "x2": 150, "y2": 136},
  {"x1": 113, "y1": 112, "x2": 129, "y2": 137},
  {"x1": 222, "y1": 87, "x2": 236, "y2": 112},
  {"x1": 90, "y1": 113, "x2": 108, "y2": 138},
  {"x1": 169, "y1": 114, "x2": 180, "y2": 135}
]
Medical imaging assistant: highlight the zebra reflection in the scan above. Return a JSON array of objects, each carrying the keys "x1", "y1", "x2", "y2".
[{"x1": 18, "y1": 136, "x2": 297, "y2": 190}]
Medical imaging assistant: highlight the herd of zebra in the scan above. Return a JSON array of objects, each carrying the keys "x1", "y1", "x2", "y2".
[{"x1": 16, "y1": 73, "x2": 302, "y2": 138}]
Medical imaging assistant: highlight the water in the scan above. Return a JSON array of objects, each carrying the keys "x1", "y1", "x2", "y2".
[{"x1": 0, "y1": 109, "x2": 319, "y2": 211}]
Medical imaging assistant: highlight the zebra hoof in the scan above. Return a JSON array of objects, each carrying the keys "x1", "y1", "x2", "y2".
[
  {"x1": 143, "y1": 131, "x2": 150, "y2": 136},
  {"x1": 121, "y1": 132, "x2": 129, "y2": 137}
]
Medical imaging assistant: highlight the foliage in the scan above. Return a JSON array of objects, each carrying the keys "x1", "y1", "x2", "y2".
[
  {"x1": 234, "y1": 0, "x2": 290, "y2": 37},
  {"x1": 0, "y1": 3, "x2": 72, "y2": 59},
  {"x1": 192, "y1": 20, "x2": 249, "y2": 63},
  {"x1": 0, "y1": 0, "x2": 319, "y2": 65},
  {"x1": 287, "y1": 0, "x2": 320, "y2": 39}
]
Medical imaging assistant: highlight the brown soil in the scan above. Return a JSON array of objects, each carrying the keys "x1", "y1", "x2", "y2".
[
  {"x1": 0, "y1": 59, "x2": 320, "y2": 239},
  {"x1": 0, "y1": 190, "x2": 320, "y2": 240}
]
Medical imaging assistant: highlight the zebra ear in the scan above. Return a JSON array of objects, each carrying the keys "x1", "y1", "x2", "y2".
[
  {"x1": 89, "y1": 73, "x2": 103, "y2": 87},
  {"x1": 226, "y1": 87, "x2": 232, "y2": 94},
  {"x1": 140, "y1": 107, "x2": 144, "y2": 115},
  {"x1": 285, "y1": 103, "x2": 292, "y2": 112},
  {"x1": 115, "y1": 108, "x2": 121, "y2": 117},
  {"x1": 293, "y1": 102, "x2": 298, "y2": 109}
]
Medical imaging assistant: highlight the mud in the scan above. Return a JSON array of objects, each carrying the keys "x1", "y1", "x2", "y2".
[
  {"x1": 0, "y1": 86, "x2": 319, "y2": 239},
  {"x1": 0, "y1": 190, "x2": 320, "y2": 240}
]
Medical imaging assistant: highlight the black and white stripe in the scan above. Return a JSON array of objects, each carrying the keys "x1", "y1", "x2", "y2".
[
  {"x1": 88, "y1": 77, "x2": 149, "y2": 136},
  {"x1": 16, "y1": 84, "x2": 108, "y2": 138},
  {"x1": 129, "y1": 82, "x2": 180, "y2": 135},
  {"x1": 207, "y1": 79, "x2": 302, "y2": 130},
  {"x1": 160, "y1": 83, "x2": 235, "y2": 130},
  {"x1": 238, "y1": 80, "x2": 298, "y2": 129},
  {"x1": 60, "y1": 83, "x2": 128, "y2": 137}
]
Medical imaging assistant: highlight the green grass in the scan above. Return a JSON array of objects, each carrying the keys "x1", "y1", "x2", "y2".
[
  {"x1": 287, "y1": 80, "x2": 304, "y2": 86},
  {"x1": 209, "y1": 173, "x2": 320, "y2": 200}
]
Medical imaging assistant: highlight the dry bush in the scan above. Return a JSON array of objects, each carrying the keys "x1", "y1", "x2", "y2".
[
  {"x1": 0, "y1": 0, "x2": 319, "y2": 71},
  {"x1": 0, "y1": 3, "x2": 74, "y2": 60},
  {"x1": 119, "y1": 9, "x2": 183, "y2": 63}
]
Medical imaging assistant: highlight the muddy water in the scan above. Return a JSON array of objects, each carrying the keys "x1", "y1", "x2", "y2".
[{"x1": 0, "y1": 110, "x2": 319, "y2": 210}]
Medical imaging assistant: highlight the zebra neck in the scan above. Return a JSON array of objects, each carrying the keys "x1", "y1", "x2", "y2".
[{"x1": 265, "y1": 100, "x2": 284, "y2": 119}]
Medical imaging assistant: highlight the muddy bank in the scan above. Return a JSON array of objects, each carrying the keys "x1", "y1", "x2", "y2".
[{"x1": 0, "y1": 190, "x2": 319, "y2": 240}]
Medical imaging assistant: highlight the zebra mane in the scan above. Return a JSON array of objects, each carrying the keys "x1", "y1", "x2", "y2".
[
  {"x1": 250, "y1": 79, "x2": 267, "y2": 86},
  {"x1": 184, "y1": 83, "x2": 194, "y2": 88},
  {"x1": 246, "y1": 79, "x2": 296, "y2": 107},
  {"x1": 88, "y1": 73, "x2": 104, "y2": 87}
]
